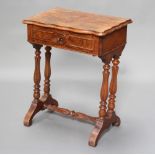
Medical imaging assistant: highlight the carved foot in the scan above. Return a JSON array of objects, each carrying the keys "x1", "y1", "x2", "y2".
[
  {"x1": 24, "y1": 96, "x2": 58, "y2": 126},
  {"x1": 89, "y1": 118, "x2": 110, "y2": 147},
  {"x1": 89, "y1": 113, "x2": 121, "y2": 147},
  {"x1": 23, "y1": 101, "x2": 44, "y2": 126},
  {"x1": 89, "y1": 120, "x2": 104, "y2": 147}
]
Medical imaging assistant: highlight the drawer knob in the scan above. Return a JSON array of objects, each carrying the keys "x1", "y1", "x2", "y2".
[{"x1": 58, "y1": 37, "x2": 65, "y2": 45}]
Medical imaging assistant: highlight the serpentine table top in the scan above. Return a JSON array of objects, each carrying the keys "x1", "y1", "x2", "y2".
[{"x1": 23, "y1": 7, "x2": 132, "y2": 36}]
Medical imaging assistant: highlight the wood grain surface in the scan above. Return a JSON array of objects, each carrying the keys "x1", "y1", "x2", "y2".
[{"x1": 23, "y1": 8, "x2": 132, "y2": 36}]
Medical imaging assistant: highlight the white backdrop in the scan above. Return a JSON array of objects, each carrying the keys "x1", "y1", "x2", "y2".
[{"x1": 0, "y1": 0, "x2": 155, "y2": 153}]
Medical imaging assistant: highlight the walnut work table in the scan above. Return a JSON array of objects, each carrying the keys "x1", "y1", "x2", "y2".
[{"x1": 23, "y1": 8, "x2": 132, "y2": 147}]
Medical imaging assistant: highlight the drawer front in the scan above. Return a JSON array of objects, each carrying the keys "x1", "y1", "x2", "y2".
[
  {"x1": 28, "y1": 25, "x2": 98, "y2": 55},
  {"x1": 66, "y1": 34, "x2": 94, "y2": 52}
]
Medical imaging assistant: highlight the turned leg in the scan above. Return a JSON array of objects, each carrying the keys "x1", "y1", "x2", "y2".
[
  {"x1": 99, "y1": 63, "x2": 110, "y2": 119},
  {"x1": 108, "y1": 56, "x2": 121, "y2": 126},
  {"x1": 24, "y1": 44, "x2": 43, "y2": 126},
  {"x1": 41, "y1": 46, "x2": 58, "y2": 106},
  {"x1": 44, "y1": 46, "x2": 52, "y2": 98},
  {"x1": 89, "y1": 62, "x2": 110, "y2": 147}
]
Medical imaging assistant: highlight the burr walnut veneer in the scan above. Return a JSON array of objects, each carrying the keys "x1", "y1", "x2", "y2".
[{"x1": 23, "y1": 8, "x2": 132, "y2": 147}]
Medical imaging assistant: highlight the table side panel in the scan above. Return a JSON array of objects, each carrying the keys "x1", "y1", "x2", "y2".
[
  {"x1": 27, "y1": 25, "x2": 99, "y2": 56},
  {"x1": 99, "y1": 26, "x2": 127, "y2": 56}
]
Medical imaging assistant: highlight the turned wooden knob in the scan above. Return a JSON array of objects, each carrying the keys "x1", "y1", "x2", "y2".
[{"x1": 57, "y1": 37, "x2": 65, "y2": 45}]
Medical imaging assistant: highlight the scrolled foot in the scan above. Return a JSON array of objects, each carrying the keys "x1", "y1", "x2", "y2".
[
  {"x1": 24, "y1": 118, "x2": 32, "y2": 127},
  {"x1": 23, "y1": 101, "x2": 43, "y2": 126},
  {"x1": 89, "y1": 119, "x2": 107, "y2": 147}
]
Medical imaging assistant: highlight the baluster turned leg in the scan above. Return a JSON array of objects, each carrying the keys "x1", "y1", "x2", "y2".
[
  {"x1": 44, "y1": 46, "x2": 52, "y2": 97},
  {"x1": 41, "y1": 46, "x2": 58, "y2": 107},
  {"x1": 24, "y1": 44, "x2": 43, "y2": 126},
  {"x1": 89, "y1": 61, "x2": 110, "y2": 147},
  {"x1": 99, "y1": 64, "x2": 110, "y2": 118},
  {"x1": 108, "y1": 56, "x2": 121, "y2": 126}
]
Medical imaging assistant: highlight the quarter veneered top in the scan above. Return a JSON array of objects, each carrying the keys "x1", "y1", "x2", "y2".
[{"x1": 23, "y1": 8, "x2": 132, "y2": 36}]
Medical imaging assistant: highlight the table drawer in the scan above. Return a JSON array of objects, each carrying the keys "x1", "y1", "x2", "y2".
[{"x1": 27, "y1": 25, "x2": 98, "y2": 55}]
